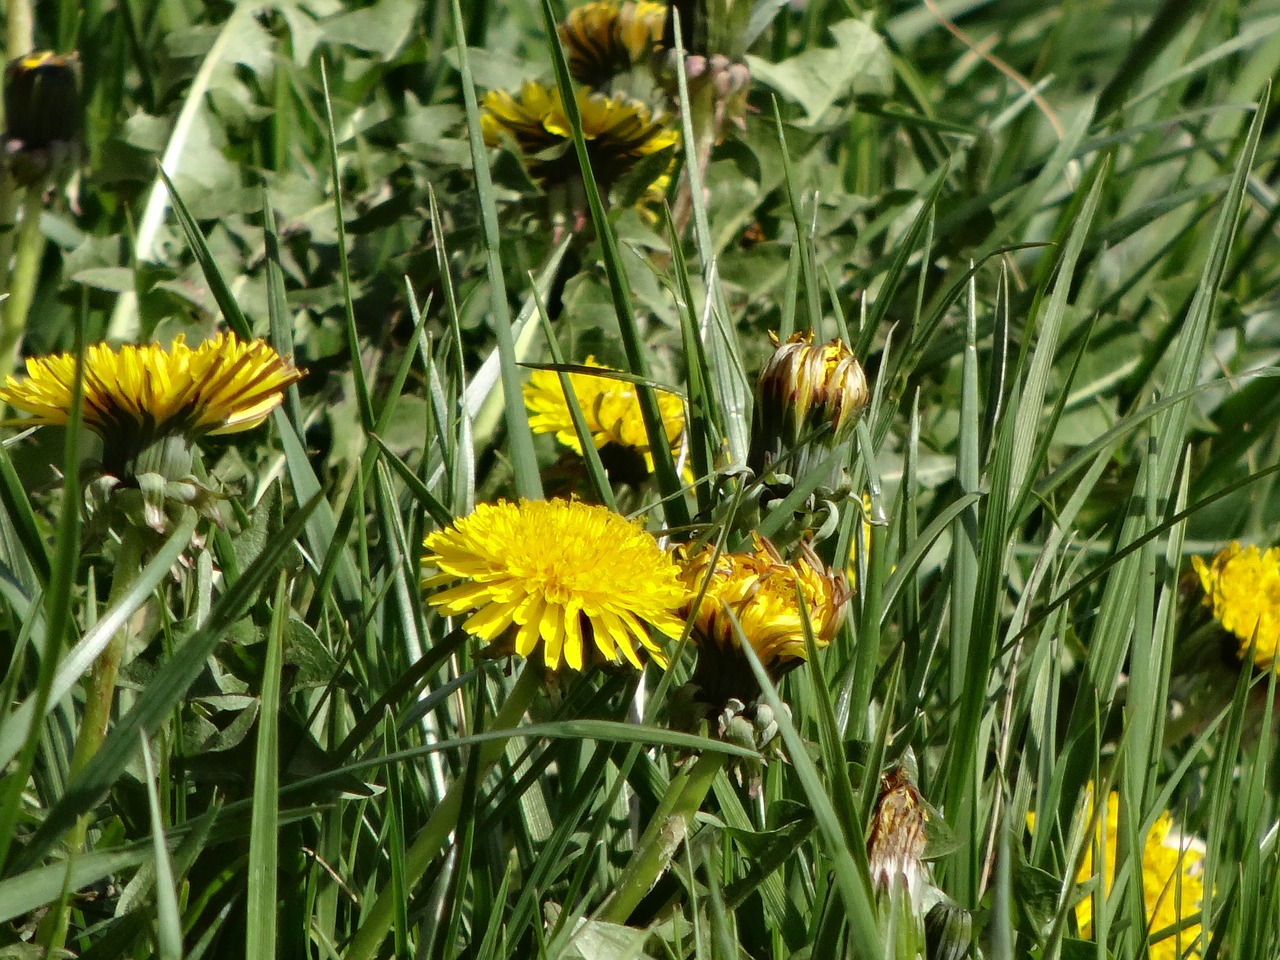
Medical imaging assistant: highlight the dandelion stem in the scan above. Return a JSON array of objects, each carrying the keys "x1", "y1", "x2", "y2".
[
  {"x1": 345, "y1": 662, "x2": 542, "y2": 960},
  {"x1": 39, "y1": 522, "x2": 150, "y2": 955},
  {"x1": 68, "y1": 523, "x2": 150, "y2": 781},
  {"x1": 671, "y1": 78, "x2": 717, "y2": 238},
  {"x1": 0, "y1": 186, "x2": 46, "y2": 378},
  {"x1": 598, "y1": 749, "x2": 727, "y2": 924},
  {"x1": 0, "y1": 0, "x2": 34, "y2": 381}
]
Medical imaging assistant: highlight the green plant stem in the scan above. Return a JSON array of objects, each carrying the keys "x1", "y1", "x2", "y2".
[
  {"x1": 0, "y1": 0, "x2": 34, "y2": 375},
  {"x1": 345, "y1": 662, "x2": 542, "y2": 960},
  {"x1": 67, "y1": 525, "x2": 150, "y2": 781},
  {"x1": 0, "y1": 186, "x2": 45, "y2": 378},
  {"x1": 38, "y1": 522, "x2": 150, "y2": 955},
  {"x1": 5, "y1": 0, "x2": 32, "y2": 67},
  {"x1": 598, "y1": 749, "x2": 727, "y2": 924},
  {"x1": 671, "y1": 77, "x2": 718, "y2": 239}
]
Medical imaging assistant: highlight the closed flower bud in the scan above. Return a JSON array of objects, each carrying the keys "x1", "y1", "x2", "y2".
[
  {"x1": 3, "y1": 51, "x2": 81, "y2": 186},
  {"x1": 748, "y1": 331, "x2": 869, "y2": 487},
  {"x1": 925, "y1": 900, "x2": 973, "y2": 960}
]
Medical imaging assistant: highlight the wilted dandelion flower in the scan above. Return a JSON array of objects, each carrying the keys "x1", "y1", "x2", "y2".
[
  {"x1": 481, "y1": 80, "x2": 677, "y2": 203},
  {"x1": 1074, "y1": 787, "x2": 1205, "y2": 960},
  {"x1": 867, "y1": 765, "x2": 930, "y2": 906},
  {"x1": 678, "y1": 535, "x2": 848, "y2": 670},
  {"x1": 422, "y1": 498, "x2": 687, "y2": 671},
  {"x1": 523, "y1": 356, "x2": 685, "y2": 479},
  {"x1": 1192, "y1": 541, "x2": 1280, "y2": 671},
  {"x1": 559, "y1": 1, "x2": 666, "y2": 88},
  {"x1": 0, "y1": 332, "x2": 303, "y2": 480}
]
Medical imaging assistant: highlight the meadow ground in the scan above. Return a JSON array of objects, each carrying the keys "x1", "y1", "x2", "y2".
[{"x1": 1, "y1": 1, "x2": 1279, "y2": 958}]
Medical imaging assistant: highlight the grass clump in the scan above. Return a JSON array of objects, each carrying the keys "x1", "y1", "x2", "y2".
[{"x1": 0, "y1": 1, "x2": 1278, "y2": 958}]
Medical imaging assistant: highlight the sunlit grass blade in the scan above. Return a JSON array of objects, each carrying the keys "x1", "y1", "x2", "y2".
[
  {"x1": 140, "y1": 733, "x2": 183, "y2": 960},
  {"x1": 737, "y1": 616, "x2": 882, "y2": 960},
  {"x1": 538, "y1": 0, "x2": 688, "y2": 525},
  {"x1": 449, "y1": 0, "x2": 543, "y2": 502},
  {"x1": 246, "y1": 573, "x2": 288, "y2": 960}
]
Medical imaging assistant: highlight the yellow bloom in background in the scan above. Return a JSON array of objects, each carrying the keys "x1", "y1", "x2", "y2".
[
  {"x1": 422, "y1": 498, "x2": 687, "y2": 671},
  {"x1": 1073, "y1": 788, "x2": 1205, "y2": 960},
  {"x1": 1192, "y1": 541, "x2": 1280, "y2": 670},
  {"x1": 0, "y1": 332, "x2": 303, "y2": 477},
  {"x1": 677, "y1": 535, "x2": 849, "y2": 669},
  {"x1": 559, "y1": 1, "x2": 666, "y2": 88},
  {"x1": 524, "y1": 356, "x2": 685, "y2": 476},
  {"x1": 480, "y1": 80, "x2": 677, "y2": 203}
]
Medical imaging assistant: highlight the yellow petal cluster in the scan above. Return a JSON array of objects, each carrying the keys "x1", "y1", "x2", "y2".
[
  {"x1": 423, "y1": 498, "x2": 687, "y2": 672},
  {"x1": 559, "y1": 1, "x2": 667, "y2": 87},
  {"x1": 677, "y1": 535, "x2": 848, "y2": 668},
  {"x1": 480, "y1": 80, "x2": 677, "y2": 201},
  {"x1": 523, "y1": 356, "x2": 685, "y2": 475},
  {"x1": 1074, "y1": 788, "x2": 1205, "y2": 960},
  {"x1": 1191, "y1": 541, "x2": 1280, "y2": 671},
  {"x1": 0, "y1": 332, "x2": 303, "y2": 442}
]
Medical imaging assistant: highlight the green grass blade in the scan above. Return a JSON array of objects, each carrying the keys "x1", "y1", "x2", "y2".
[
  {"x1": 140, "y1": 733, "x2": 183, "y2": 960},
  {"x1": 450, "y1": 0, "x2": 543, "y2": 502},
  {"x1": 246, "y1": 573, "x2": 287, "y2": 960}
]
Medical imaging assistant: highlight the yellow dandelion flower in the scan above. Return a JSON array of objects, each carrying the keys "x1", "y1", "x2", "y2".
[
  {"x1": 422, "y1": 498, "x2": 687, "y2": 671},
  {"x1": 1192, "y1": 542, "x2": 1280, "y2": 671},
  {"x1": 0, "y1": 332, "x2": 303, "y2": 477},
  {"x1": 1074, "y1": 788, "x2": 1205, "y2": 960},
  {"x1": 559, "y1": 1, "x2": 666, "y2": 88},
  {"x1": 523, "y1": 356, "x2": 685, "y2": 477},
  {"x1": 677, "y1": 535, "x2": 849, "y2": 669},
  {"x1": 480, "y1": 80, "x2": 677, "y2": 202}
]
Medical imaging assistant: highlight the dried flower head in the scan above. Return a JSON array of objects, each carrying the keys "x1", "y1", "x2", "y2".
[
  {"x1": 423, "y1": 498, "x2": 687, "y2": 671},
  {"x1": 1192, "y1": 541, "x2": 1280, "y2": 671},
  {"x1": 867, "y1": 765, "x2": 930, "y2": 906}
]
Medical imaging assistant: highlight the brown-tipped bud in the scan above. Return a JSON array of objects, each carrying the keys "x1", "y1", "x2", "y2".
[
  {"x1": 748, "y1": 331, "x2": 869, "y2": 484},
  {"x1": 866, "y1": 765, "x2": 929, "y2": 906},
  {"x1": 3, "y1": 51, "x2": 81, "y2": 186}
]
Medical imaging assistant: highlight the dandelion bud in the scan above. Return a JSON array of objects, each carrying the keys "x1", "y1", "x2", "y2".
[
  {"x1": 748, "y1": 331, "x2": 869, "y2": 487},
  {"x1": 3, "y1": 51, "x2": 81, "y2": 186},
  {"x1": 925, "y1": 901, "x2": 973, "y2": 960}
]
